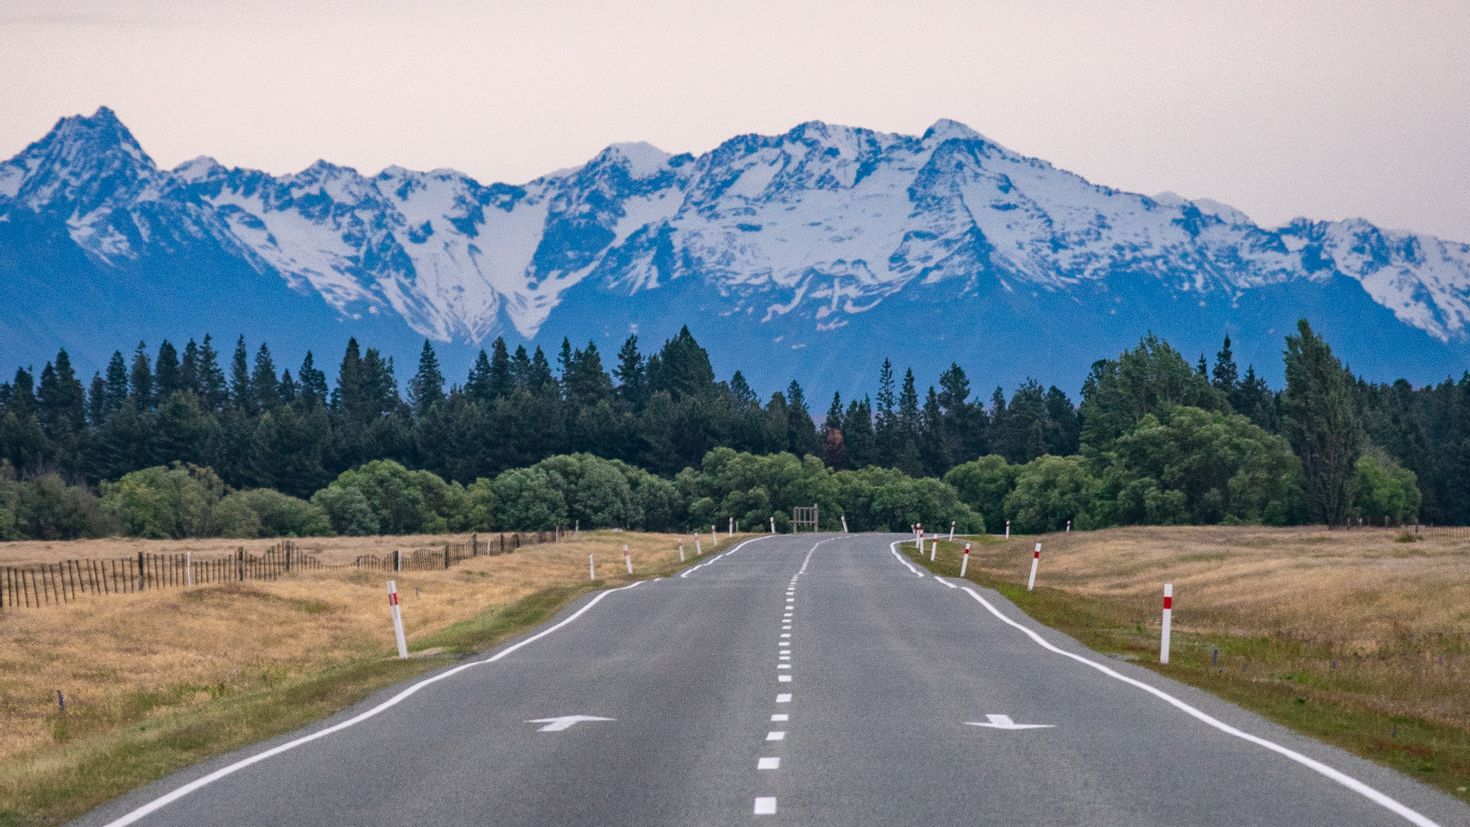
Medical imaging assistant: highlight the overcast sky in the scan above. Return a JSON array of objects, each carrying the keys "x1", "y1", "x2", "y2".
[{"x1": 2, "y1": 0, "x2": 1467, "y2": 240}]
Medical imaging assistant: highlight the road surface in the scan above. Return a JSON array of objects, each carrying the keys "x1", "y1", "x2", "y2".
[{"x1": 78, "y1": 533, "x2": 1469, "y2": 826}]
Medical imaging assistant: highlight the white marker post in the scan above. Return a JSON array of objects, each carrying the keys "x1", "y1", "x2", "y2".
[
  {"x1": 729, "y1": 517, "x2": 734, "y2": 536},
  {"x1": 1005, "y1": 520, "x2": 1011, "y2": 539},
  {"x1": 1160, "y1": 584, "x2": 1173, "y2": 664},
  {"x1": 929, "y1": 541, "x2": 937, "y2": 562},
  {"x1": 1066, "y1": 519, "x2": 1072, "y2": 533},
  {"x1": 770, "y1": 516, "x2": 776, "y2": 534},
  {"x1": 841, "y1": 514, "x2": 848, "y2": 534},
  {"x1": 949, "y1": 521, "x2": 956, "y2": 541},
  {"x1": 185, "y1": 551, "x2": 193, "y2": 587},
  {"x1": 623, "y1": 544, "x2": 633, "y2": 575},
  {"x1": 711, "y1": 525, "x2": 717, "y2": 545},
  {"x1": 1027, "y1": 542, "x2": 1041, "y2": 591},
  {"x1": 695, "y1": 537, "x2": 703, "y2": 556},
  {"x1": 678, "y1": 543, "x2": 685, "y2": 562},
  {"x1": 588, "y1": 554, "x2": 595, "y2": 580},
  {"x1": 960, "y1": 543, "x2": 971, "y2": 578},
  {"x1": 387, "y1": 580, "x2": 408, "y2": 659},
  {"x1": 915, "y1": 525, "x2": 924, "y2": 551}
]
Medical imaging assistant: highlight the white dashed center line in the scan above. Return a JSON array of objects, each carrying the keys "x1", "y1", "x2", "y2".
[
  {"x1": 778, "y1": 675, "x2": 792, "y2": 682},
  {"x1": 771, "y1": 713, "x2": 789, "y2": 722},
  {"x1": 754, "y1": 797, "x2": 777, "y2": 815},
  {"x1": 776, "y1": 693, "x2": 791, "y2": 703},
  {"x1": 766, "y1": 731, "x2": 786, "y2": 741},
  {"x1": 758, "y1": 757, "x2": 781, "y2": 770}
]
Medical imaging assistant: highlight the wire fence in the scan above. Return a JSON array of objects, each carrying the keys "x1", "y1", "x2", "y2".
[{"x1": 0, "y1": 530, "x2": 567, "y2": 611}]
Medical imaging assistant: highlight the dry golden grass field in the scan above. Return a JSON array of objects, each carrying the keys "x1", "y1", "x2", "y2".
[
  {"x1": 0, "y1": 531, "x2": 549, "y2": 566},
  {"x1": 0, "y1": 530, "x2": 731, "y2": 825},
  {"x1": 926, "y1": 526, "x2": 1470, "y2": 800}
]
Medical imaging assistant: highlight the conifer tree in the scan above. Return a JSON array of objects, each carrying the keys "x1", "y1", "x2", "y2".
[
  {"x1": 197, "y1": 335, "x2": 229, "y2": 411},
  {"x1": 155, "y1": 340, "x2": 182, "y2": 399},
  {"x1": 103, "y1": 352, "x2": 129, "y2": 417},
  {"x1": 251, "y1": 344, "x2": 280, "y2": 411},
  {"x1": 408, "y1": 340, "x2": 446, "y2": 415},
  {"x1": 230, "y1": 336, "x2": 251, "y2": 413},
  {"x1": 1283, "y1": 319, "x2": 1360, "y2": 525},
  {"x1": 129, "y1": 342, "x2": 154, "y2": 411},
  {"x1": 614, "y1": 335, "x2": 647, "y2": 410}
]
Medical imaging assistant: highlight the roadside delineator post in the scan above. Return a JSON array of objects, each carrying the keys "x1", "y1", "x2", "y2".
[
  {"x1": 1005, "y1": 520, "x2": 1011, "y2": 539},
  {"x1": 710, "y1": 525, "x2": 717, "y2": 545},
  {"x1": 1160, "y1": 584, "x2": 1173, "y2": 664},
  {"x1": 678, "y1": 543, "x2": 686, "y2": 562},
  {"x1": 1066, "y1": 519, "x2": 1072, "y2": 533},
  {"x1": 915, "y1": 525, "x2": 924, "y2": 551},
  {"x1": 728, "y1": 517, "x2": 734, "y2": 537},
  {"x1": 960, "y1": 543, "x2": 971, "y2": 578},
  {"x1": 929, "y1": 541, "x2": 937, "y2": 562},
  {"x1": 695, "y1": 536, "x2": 703, "y2": 556},
  {"x1": 771, "y1": 516, "x2": 776, "y2": 534},
  {"x1": 949, "y1": 521, "x2": 956, "y2": 541},
  {"x1": 1027, "y1": 542, "x2": 1041, "y2": 591},
  {"x1": 841, "y1": 514, "x2": 849, "y2": 534},
  {"x1": 387, "y1": 580, "x2": 408, "y2": 659},
  {"x1": 624, "y1": 544, "x2": 633, "y2": 575},
  {"x1": 588, "y1": 554, "x2": 595, "y2": 580}
]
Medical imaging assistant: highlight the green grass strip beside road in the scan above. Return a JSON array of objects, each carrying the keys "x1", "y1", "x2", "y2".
[
  {"x1": 907, "y1": 536, "x2": 1470, "y2": 804},
  {"x1": 0, "y1": 537, "x2": 745, "y2": 827}
]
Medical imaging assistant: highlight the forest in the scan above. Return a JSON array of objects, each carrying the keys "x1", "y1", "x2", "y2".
[{"x1": 0, "y1": 319, "x2": 1459, "y2": 540}]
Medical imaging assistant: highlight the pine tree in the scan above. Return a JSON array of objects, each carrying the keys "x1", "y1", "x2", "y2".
[
  {"x1": 129, "y1": 342, "x2": 154, "y2": 411},
  {"x1": 408, "y1": 340, "x2": 446, "y2": 415},
  {"x1": 180, "y1": 339, "x2": 200, "y2": 394},
  {"x1": 842, "y1": 398, "x2": 876, "y2": 468},
  {"x1": 297, "y1": 351, "x2": 328, "y2": 406},
  {"x1": 821, "y1": 391, "x2": 845, "y2": 469},
  {"x1": 729, "y1": 371, "x2": 758, "y2": 408},
  {"x1": 487, "y1": 338, "x2": 515, "y2": 401},
  {"x1": 785, "y1": 379, "x2": 817, "y2": 456},
  {"x1": 332, "y1": 338, "x2": 364, "y2": 417},
  {"x1": 230, "y1": 336, "x2": 251, "y2": 413},
  {"x1": 87, "y1": 373, "x2": 107, "y2": 426},
  {"x1": 103, "y1": 351, "x2": 129, "y2": 417},
  {"x1": 197, "y1": 335, "x2": 229, "y2": 411},
  {"x1": 155, "y1": 340, "x2": 182, "y2": 399},
  {"x1": 614, "y1": 335, "x2": 647, "y2": 409},
  {"x1": 464, "y1": 349, "x2": 494, "y2": 404},
  {"x1": 1283, "y1": 319, "x2": 1361, "y2": 526},
  {"x1": 1211, "y1": 335, "x2": 1238, "y2": 395},
  {"x1": 251, "y1": 344, "x2": 280, "y2": 411},
  {"x1": 37, "y1": 350, "x2": 86, "y2": 440}
]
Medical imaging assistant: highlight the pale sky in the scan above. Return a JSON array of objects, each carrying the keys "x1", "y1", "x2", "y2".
[{"x1": 3, "y1": 0, "x2": 1468, "y2": 240}]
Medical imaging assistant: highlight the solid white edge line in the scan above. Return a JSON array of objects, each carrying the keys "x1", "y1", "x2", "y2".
[
  {"x1": 679, "y1": 535, "x2": 775, "y2": 578},
  {"x1": 101, "y1": 580, "x2": 648, "y2": 827},
  {"x1": 953, "y1": 584, "x2": 1440, "y2": 827},
  {"x1": 887, "y1": 541, "x2": 925, "y2": 576}
]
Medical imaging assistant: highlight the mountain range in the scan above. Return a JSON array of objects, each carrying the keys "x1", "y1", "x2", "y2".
[{"x1": 2, "y1": 106, "x2": 1468, "y2": 396}]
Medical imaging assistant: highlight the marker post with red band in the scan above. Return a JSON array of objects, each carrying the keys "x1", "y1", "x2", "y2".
[
  {"x1": 1004, "y1": 520, "x2": 1011, "y2": 539},
  {"x1": 387, "y1": 580, "x2": 408, "y2": 659},
  {"x1": 915, "y1": 525, "x2": 924, "y2": 552},
  {"x1": 1160, "y1": 584, "x2": 1173, "y2": 664},
  {"x1": 1027, "y1": 542, "x2": 1041, "y2": 591},
  {"x1": 960, "y1": 543, "x2": 971, "y2": 578},
  {"x1": 948, "y1": 521, "x2": 956, "y2": 541}
]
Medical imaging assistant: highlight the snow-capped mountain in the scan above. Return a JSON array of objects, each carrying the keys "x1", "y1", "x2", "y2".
[{"x1": 2, "y1": 107, "x2": 1468, "y2": 393}]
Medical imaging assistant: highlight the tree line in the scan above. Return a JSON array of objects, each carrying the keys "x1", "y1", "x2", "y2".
[{"x1": 0, "y1": 319, "x2": 1460, "y2": 540}]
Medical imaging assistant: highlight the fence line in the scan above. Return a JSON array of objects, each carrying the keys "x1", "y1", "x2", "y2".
[{"x1": 0, "y1": 530, "x2": 563, "y2": 611}]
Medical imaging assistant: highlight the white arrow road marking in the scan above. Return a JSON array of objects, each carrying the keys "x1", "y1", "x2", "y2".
[
  {"x1": 966, "y1": 714, "x2": 1055, "y2": 730},
  {"x1": 526, "y1": 715, "x2": 616, "y2": 732}
]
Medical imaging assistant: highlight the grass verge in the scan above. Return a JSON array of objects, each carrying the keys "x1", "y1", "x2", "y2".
[
  {"x1": 0, "y1": 531, "x2": 743, "y2": 826},
  {"x1": 907, "y1": 531, "x2": 1470, "y2": 803}
]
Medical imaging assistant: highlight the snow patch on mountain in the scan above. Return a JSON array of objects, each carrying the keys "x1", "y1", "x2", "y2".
[{"x1": 4, "y1": 107, "x2": 1470, "y2": 349}]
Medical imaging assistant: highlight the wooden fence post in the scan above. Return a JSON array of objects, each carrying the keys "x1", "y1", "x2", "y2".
[
  {"x1": 237, "y1": 547, "x2": 244, "y2": 581},
  {"x1": 444, "y1": 544, "x2": 450, "y2": 570}
]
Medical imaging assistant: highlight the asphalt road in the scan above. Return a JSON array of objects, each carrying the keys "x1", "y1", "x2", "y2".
[{"x1": 78, "y1": 533, "x2": 1469, "y2": 826}]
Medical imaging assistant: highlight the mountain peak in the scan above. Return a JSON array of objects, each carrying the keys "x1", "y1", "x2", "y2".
[
  {"x1": 43, "y1": 106, "x2": 149, "y2": 162},
  {"x1": 596, "y1": 141, "x2": 672, "y2": 178},
  {"x1": 921, "y1": 118, "x2": 983, "y2": 143}
]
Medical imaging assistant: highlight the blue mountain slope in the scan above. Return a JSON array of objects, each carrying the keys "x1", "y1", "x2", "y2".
[{"x1": 1, "y1": 107, "x2": 1467, "y2": 394}]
